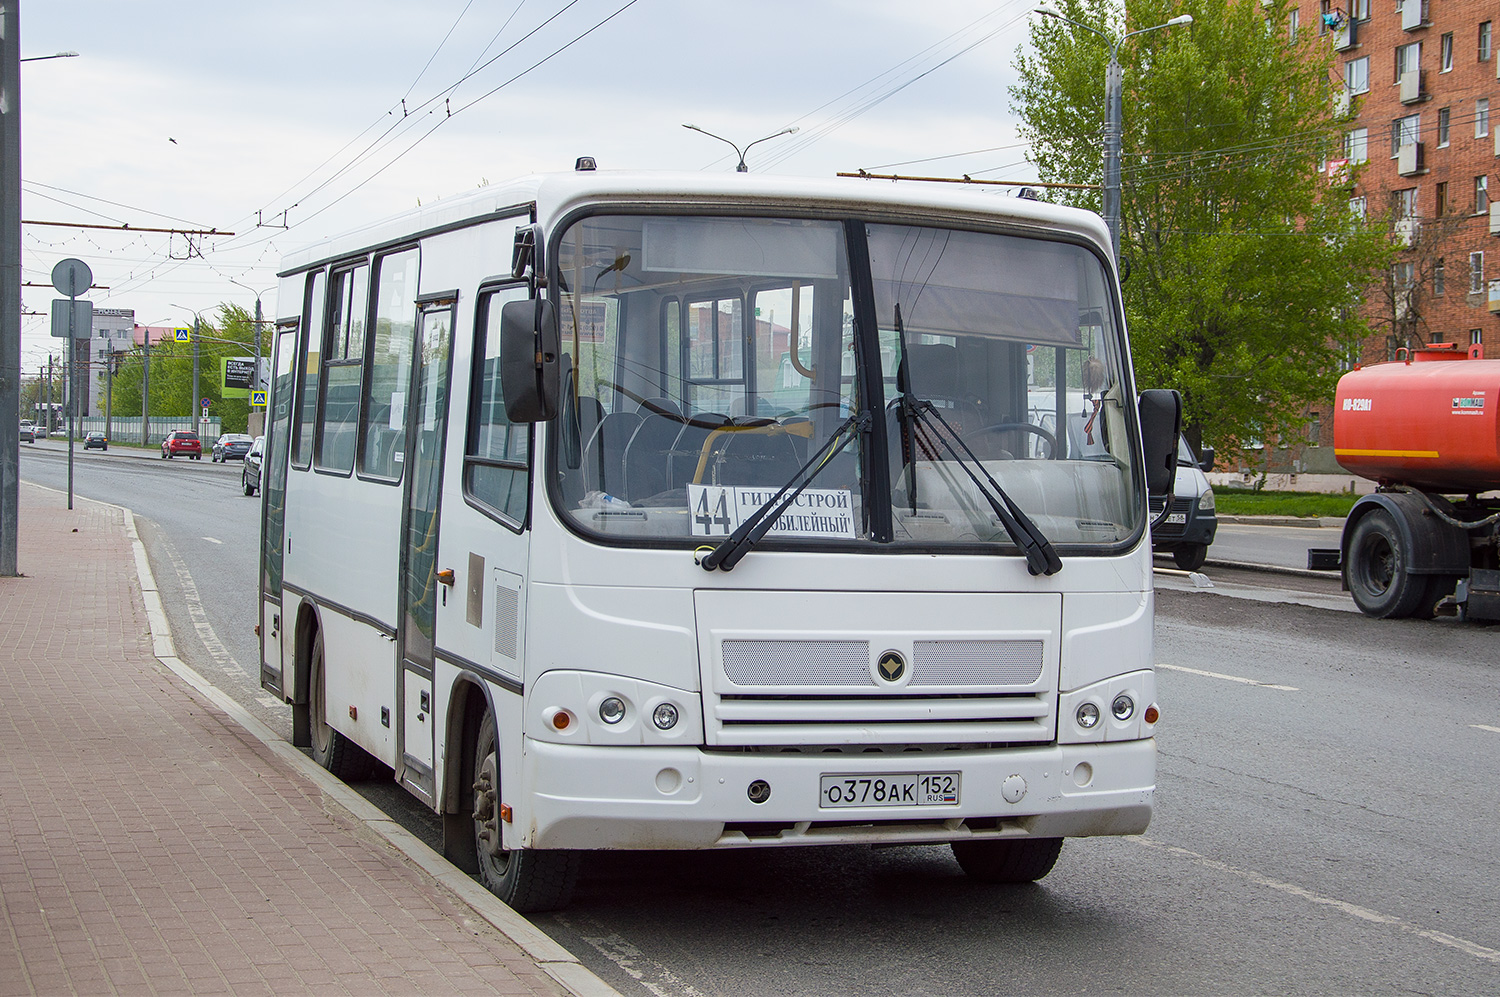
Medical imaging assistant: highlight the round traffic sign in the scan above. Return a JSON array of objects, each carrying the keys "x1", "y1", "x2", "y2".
[{"x1": 51, "y1": 258, "x2": 93, "y2": 297}]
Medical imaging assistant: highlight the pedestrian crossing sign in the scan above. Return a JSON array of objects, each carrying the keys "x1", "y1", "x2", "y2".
[
  {"x1": 251, "y1": 390, "x2": 268, "y2": 407},
  {"x1": 174, "y1": 327, "x2": 192, "y2": 343}
]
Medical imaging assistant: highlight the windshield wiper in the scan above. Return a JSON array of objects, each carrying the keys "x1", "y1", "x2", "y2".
[
  {"x1": 699, "y1": 412, "x2": 869, "y2": 572},
  {"x1": 899, "y1": 394, "x2": 1062, "y2": 576}
]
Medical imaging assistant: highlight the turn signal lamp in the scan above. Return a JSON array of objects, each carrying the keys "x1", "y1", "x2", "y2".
[
  {"x1": 549, "y1": 709, "x2": 574, "y2": 732},
  {"x1": 1144, "y1": 705, "x2": 1160, "y2": 725}
]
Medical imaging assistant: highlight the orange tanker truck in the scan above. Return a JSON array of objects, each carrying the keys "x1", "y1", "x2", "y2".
[{"x1": 1331, "y1": 342, "x2": 1500, "y2": 620}]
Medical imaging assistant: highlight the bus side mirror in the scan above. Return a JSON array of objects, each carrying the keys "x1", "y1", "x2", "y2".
[
  {"x1": 500, "y1": 298, "x2": 560, "y2": 422},
  {"x1": 1137, "y1": 389, "x2": 1181, "y2": 498},
  {"x1": 1198, "y1": 446, "x2": 1215, "y2": 472}
]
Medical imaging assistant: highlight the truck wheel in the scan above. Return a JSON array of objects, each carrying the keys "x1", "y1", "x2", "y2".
[
  {"x1": 1172, "y1": 544, "x2": 1208, "y2": 571},
  {"x1": 470, "y1": 709, "x2": 580, "y2": 912},
  {"x1": 952, "y1": 837, "x2": 1063, "y2": 883},
  {"x1": 308, "y1": 631, "x2": 378, "y2": 780},
  {"x1": 1346, "y1": 509, "x2": 1425, "y2": 618}
]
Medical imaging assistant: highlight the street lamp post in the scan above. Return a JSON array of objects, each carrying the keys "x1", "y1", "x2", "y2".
[
  {"x1": 170, "y1": 303, "x2": 203, "y2": 431},
  {"x1": 681, "y1": 123, "x2": 799, "y2": 172},
  {"x1": 225, "y1": 278, "x2": 273, "y2": 435},
  {"x1": 1034, "y1": 8, "x2": 1193, "y2": 261}
]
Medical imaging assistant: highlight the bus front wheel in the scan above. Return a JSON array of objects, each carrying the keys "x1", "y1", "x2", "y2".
[
  {"x1": 471, "y1": 710, "x2": 580, "y2": 912},
  {"x1": 951, "y1": 837, "x2": 1063, "y2": 883}
]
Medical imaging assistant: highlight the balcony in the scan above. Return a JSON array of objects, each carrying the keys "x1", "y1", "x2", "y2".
[
  {"x1": 1334, "y1": 20, "x2": 1359, "y2": 50},
  {"x1": 1399, "y1": 69, "x2": 1427, "y2": 104},
  {"x1": 1490, "y1": 280, "x2": 1500, "y2": 314},
  {"x1": 1397, "y1": 142, "x2": 1425, "y2": 176},
  {"x1": 1491, "y1": 203, "x2": 1500, "y2": 236},
  {"x1": 1333, "y1": 88, "x2": 1352, "y2": 118},
  {"x1": 1400, "y1": 0, "x2": 1429, "y2": 31}
]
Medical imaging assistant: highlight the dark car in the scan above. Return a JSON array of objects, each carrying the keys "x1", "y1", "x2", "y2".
[
  {"x1": 1150, "y1": 438, "x2": 1218, "y2": 570},
  {"x1": 243, "y1": 436, "x2": 264, "y2": 496},
  {"x1": 212, "y1": 433, "x2": 254, "y2": 462},
  {"x1": 161, "y1": 431, "x2": 202, "y2": 460},
  {"x1": 19, "y1": 423, "x2": 35, "y2": 443},
  {"x1": 84, "y1": 431, "x2": 108, "y2": 451}
]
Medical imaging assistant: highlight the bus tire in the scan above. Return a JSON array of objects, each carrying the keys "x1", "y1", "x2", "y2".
[
  {"x1": 1346, "y1": 509, "x2": 1425, "y2": 618},
  {"x1": 1172, "y1": 543, "x2": 1208, "y2": 571},
  {"x1": 471, "y1": 710, "x2": 580, "y2": 912},
  {"x1": 308, "y1": 631, "x2": 377, "y2": 780},
  {"x1": 951, "y1": 837, "x2": 1063, "y2": 884}
]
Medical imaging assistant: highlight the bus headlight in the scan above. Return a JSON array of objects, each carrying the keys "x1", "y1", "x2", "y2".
[
  {"x1": 1076, "y1": 702, "x2": 1101, "y2": 729},
  {"x1": 1111, "y1": 694, "x2": 1135, "y2": 721},
  {"x1": 598, "y1": 697, "x2": 627, "y2": 725},
  {"x1": 652, "y1": 703, "x2": 680, "y2": 730}
]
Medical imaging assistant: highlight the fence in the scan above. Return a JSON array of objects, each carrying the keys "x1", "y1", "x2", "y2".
[{"x1": 59, "y1": 416, "x2": 223, "y2": 447}]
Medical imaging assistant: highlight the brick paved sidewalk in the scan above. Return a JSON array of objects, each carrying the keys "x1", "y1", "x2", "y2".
[{"x1": 0, "y1": 484, "x2": 568, "y2": 996}]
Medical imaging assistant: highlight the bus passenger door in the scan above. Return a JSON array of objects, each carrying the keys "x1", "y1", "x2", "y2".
[
  {"x1": 260, "y1": 322, "x2": 299, "y2": 702},
  {"x1": 395, "y1": 298, "x2": 456, "y2": 803}
]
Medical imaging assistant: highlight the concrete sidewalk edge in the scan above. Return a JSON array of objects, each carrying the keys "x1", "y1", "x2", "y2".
[{"x1": 56, "y1": 483, "x2": 620, "y2": 997}]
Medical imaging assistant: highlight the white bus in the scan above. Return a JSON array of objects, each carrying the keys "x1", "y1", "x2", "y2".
[{"x1": 258, "y1": 167, "x2": 1181, "y2": 912}]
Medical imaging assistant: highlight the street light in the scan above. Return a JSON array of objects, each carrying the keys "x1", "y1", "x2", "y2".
[
  {"x1": 1034, "y1": 7, "x2": 1193, "y2": 261},
  {"x1": 225, "y1": 278, "x2": 274, "y2": 436},
  {"x1": 169, "y1": 303, "x2": 204, "y2": 428},
  {"x1": 20, "y1": 51, "x2": 79, "y2": 63},
  {"x1": 682, "y1": 123, "x2": 799, "y2": 172}
]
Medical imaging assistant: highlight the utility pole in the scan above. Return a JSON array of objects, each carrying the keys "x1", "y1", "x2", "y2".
[
  {"x1": 141, "y1": 338, "x2": 150, "y2": 446},
  {"x1": 1, "y1": 0, "x2": 21, "y2": 574},
  {"x1": 104, "y1": 345, "x2": 112, "y2": 440},
  {"x1": 191, "y1": 312, "x2": 200, "y2": 434}
]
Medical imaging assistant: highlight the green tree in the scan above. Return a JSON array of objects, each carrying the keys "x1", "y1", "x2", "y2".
[
  {"x1": 107, "y1": 303, "x2": 264, "y2": 434},
  {"x1": 1012, "y1": 0, "x2": 1390, "y2": 455}
]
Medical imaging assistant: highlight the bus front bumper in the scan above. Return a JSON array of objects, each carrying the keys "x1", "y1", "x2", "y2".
[{"x1": 518, "y1": 737, "x2": 1153, "y2": 850}]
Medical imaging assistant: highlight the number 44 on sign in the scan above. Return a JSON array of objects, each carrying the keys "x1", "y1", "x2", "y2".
[{"x1": 687, "y1": 484, "x2": 857, "y2": 539}]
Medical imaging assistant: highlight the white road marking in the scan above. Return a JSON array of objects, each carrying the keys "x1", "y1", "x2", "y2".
[
  {"x1": 159, "y1": 533, "x2": 247, "y2": 680},
  {"x1": 554, "y1": 914, "x2": 705, "y2": 997},
  {"x1": 1471, "y1": 724, "x2": 1500, "y2": 734},
  {"x1": 201, "y1": 536, "x2": 223, "y2": 544},
  {"x1": 1157, "y1": 661, "x2": 1299, "y2": 691},
  {"x1": 257, "y1": 695, "x2": 284, "y2": 710},
  {"x1": 1135, "y1": 837, "x2": 1500, "y2": 965}
]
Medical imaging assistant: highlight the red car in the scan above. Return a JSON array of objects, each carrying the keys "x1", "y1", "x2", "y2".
[{"x1": 161, "y1": 431, "x2": 202, "y2": 460}]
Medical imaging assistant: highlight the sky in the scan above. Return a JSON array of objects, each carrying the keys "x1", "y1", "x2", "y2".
[{"x1": 17, "y1": 0, "x2": 1047, "y2": 376}]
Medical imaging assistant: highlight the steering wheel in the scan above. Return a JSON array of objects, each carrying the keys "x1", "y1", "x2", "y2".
[{"x1": 969, "y1": 422, "x2": 1057, "y2": 459}]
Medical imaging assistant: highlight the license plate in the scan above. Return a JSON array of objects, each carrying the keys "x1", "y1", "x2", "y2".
[
  {"x1": 819, "y1": 772, "x2": 960, "y2": 808},
  {"x1": 1166, "y1": 512, "x2": 1187, "y2": 524}
]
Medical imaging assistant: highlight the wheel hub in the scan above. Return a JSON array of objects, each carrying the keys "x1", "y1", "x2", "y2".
[{"x1": 472, "y1": 752, "x2": 502, "y2": 857}]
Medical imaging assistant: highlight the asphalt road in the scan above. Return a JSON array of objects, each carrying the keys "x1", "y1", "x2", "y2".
[{"x1": 21, "y1": 441, "x2": 1500, "y2": 996}]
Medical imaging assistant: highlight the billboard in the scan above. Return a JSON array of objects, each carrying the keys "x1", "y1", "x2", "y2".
[{"x1": 222, "y1": 356, "x2": 256, "y2": 398}]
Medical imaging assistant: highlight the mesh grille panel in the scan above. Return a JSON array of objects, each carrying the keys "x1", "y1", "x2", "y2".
[
  {"x1": 493, "y1": 583, "x2": 518, "y2": 659},
  {"x1": 912, "y1": 640, "x2": 1043, "y2": 686},
  {"x1": 722, "y1": 640, "x2": 870, "y2": 686}
]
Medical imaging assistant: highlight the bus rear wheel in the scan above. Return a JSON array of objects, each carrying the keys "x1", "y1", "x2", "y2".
[
  {"x1": 951, "y1": 837, "x2": 1063, "y2": 883},
  {"x1": 308, "y1": 631, "x2": 377, "y2": 780},
  {"x1": 471, "y1": 710, "x2": 580, "y2": 912}
]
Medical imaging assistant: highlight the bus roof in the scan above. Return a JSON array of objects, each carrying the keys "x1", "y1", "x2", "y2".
[{"x1": 278, "y1": 169, "x2": 1112, "y2": 277}]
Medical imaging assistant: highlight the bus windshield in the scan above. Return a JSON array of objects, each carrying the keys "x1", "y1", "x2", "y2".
[{"x1": 549, "y1": 213, "x2": 1142, "y2": 550}]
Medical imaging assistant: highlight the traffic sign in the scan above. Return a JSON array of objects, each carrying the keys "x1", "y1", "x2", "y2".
[
  {"x1": 200, "y1": 397, "x2": 211, "y2": 408},
  {"x1": 50, "y1": 258, "x2": 92, "y2": 297},
  {"x1": 174, "y1": 327, "x2": 192, "y2": 343},
  {"x1": 251, "y1": 390, "x2": 268, "y2": 408},
  {"x1": 50, "y1": 299, "x2": 92, "y2": 338}
]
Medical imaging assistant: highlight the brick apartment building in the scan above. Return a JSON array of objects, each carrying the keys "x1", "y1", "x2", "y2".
[{"x1": 1244, "y1": 0, "x2": 1496, "y2": 480}]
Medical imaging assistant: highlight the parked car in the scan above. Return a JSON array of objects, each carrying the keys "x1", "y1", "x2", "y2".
[
  {"x1": 243, "y1": 436, "x2": 264, "y2": 496},
  {"x1": 161, "y1": 431, "x2": 202, "y2": 460},
  {"x1": 19, "y1": 423, "x2": 35, "y2": 443},
  {"x1": 1150, "y1": 438, "x2": 1218, "y2": 570},
  {"x1": 212, "y1": 433, "x2": 254, "y2": 462},
  {"x1": 84, "y1": 432, "x2": 108, "y2": 451}
]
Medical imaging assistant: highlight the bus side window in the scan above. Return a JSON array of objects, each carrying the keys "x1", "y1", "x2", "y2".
[
  {"x1": 465, "y1": 287, "x2": 530, "y2": 525},
  {"x1": 291, "y1": 270, "x2": 325, "y2": 470},
  {"x1": 317, "y1": 262, "x2": 368, "y2": 474},
  {"x1": 359, "y1": 248, "x2": 419, "y2": 481}
]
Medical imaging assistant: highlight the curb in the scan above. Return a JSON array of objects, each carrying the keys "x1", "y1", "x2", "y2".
[
  {"x1": 88, "y1": 487, "x2": 621, "y2": 997},
  {"x1": 1217, "y1": 515, "x2": 1345, "y2": 528}
]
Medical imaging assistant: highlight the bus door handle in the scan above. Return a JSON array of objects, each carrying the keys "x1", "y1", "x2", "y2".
[{"x1": 436, "y1": 568, "x2": 455, "y2": 586}]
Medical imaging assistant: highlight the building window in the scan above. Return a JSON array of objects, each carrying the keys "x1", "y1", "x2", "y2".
[
  {"x1": 1473, "y1": 329, "x2": 1484, "y2": 348},
  {"x1": 1346, "y1": 57, "x2": 1369, "y2": 95},
  {"x1": 1471, "y1": 252, "x2": 1485, "y2": 295},
  {"x1": 1482, "y1": 22, "x2": 1493, "y2": 62},
  {"x1": 1319, "y1": 0, "x2": 1330, "y2": 34},
  {"x1": 1436, "y1": 181, "x2": 1448, "y2": 216},
  {"x1": 1478, "y1": 99, "x2": 1491, "y2": 139},
  {"x1": 1391, "y1": 114, "x2": 1420, "y2": 157},
  {"x1": 1349, "y1": 195, "x2": 1367, "y2": 220},
  {"x1": 1308, "y1": 413, "x2": 1321, "y2": 446},
  {"x1": 1440, "y1": 32, "x2": 1453, "y2": 71},
  {"x1": 1351, "y1": 0, "x2": 1369, "y2": 21},
  {"x1": 1438, "y1": 106, "x2": 1451, "y2": 146},
  {"x1": 1288, "y1": 8, "x2": 1298, "y2": 40},
  {"x1": 1394, "y1": 187, "x2": 1418, "y2": 219},
  {"x1": 1479, "y1": 176, "x2": 1491, "y2": 214},
  {"x1": 1396, "y1": 42, "x2": 1420, "y2": 81},
  {"x1": 1345, "y1": 127, "x2": 1369, "y2": 163},
  {"x1": 1435, "y1": 257, "x2": 1445, "y2": 295}
]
